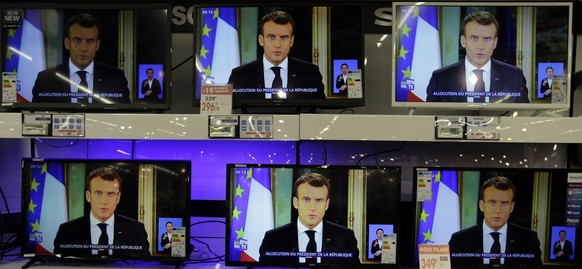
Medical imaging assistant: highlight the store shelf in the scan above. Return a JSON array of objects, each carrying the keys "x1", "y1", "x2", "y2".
[
  {"x1": 299, "y1": 114, "x2": 582, "y2": 143},
  {"x1": 0, "y1": 113, "x2": 300, "y2": 140},
  {"x1": 1, "y1": 112, "x2": 582, "y2": 143}
]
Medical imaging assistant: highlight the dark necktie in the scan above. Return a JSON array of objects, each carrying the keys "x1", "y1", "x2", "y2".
[
  {"x1": 271, "y1": 66, "x2": 282, "y2": 88},
  {"x1": 473, "y1": 69, "x2": 485, "y2": 103},
  {"x1": 98, "y1": 223, "x2": 109, "y2": 256},
  {"x1": 490, "y1": 232, "x2": 501, "y2": 264},
  {"x1": 305, "y1": 230, "x2": 317, "y2": 264},
  {"x1": 77, "y1": 70, "x2": 89, "y2": 103}
]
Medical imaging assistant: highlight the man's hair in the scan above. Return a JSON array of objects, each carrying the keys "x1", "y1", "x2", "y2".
[
  {"x1": 258, "y1": 11, "x2": 295, "y2": 36},
  {"x1": 559, "y1": 230, "x2": 566, "y2": 235},
  {"x1": 293, "y1": 172, "x2": 331, "y2": 198},
  {"x1": 66, "y1": 13, "x2": 102, "y2": 39},
  {"x1": 146, "y1": 68, "x2": 154, "y2": 73},
  {"x1": 461, "y1": 10, "x2": 499, "y2": 37},
  {"x1": 479, "y1": 176, "x2": 516, "y2": 201},
  {"x1": 86, "y1": 167, "x2": 122, "y2": 191},
  {"x1": 546, "y1": 66, "x2": 554, "y2": 72},
  {"x1": 376, "y1": 228, "x2": 384, "y2": 233},
  {"x1": 166, "y1": 221, "x2": 173, "y2": 226},
  {"x1": 341, "y1": 63, "x2": 348, "y2": 69}
]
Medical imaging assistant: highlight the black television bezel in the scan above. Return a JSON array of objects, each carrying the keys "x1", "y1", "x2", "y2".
[
  {"x1": 391, "y1": 1, "x2": 575, "y2": 111},
  {"x1": 410, "y1": 166, "x2": 582, "y2": 268},
  {"x1": 0, "y1": 3, "x2": 172, "y2": 112},
  {"x1": 20, "y1": 158, "x2": 192, "y2": 264},
  {"x1": 225, "y1": 163, "x2": 402, "y2": 268},
  {"x1": 192, "y1": 1, "x2": 366, "y2": 111}
]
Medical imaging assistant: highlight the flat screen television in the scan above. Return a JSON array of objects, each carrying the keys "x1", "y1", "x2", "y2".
[
  {"x1": 0, "y1": 3, "x2": 172, "y2": 111},
  {"x1": 412, "y1": 167, "x2": 581, "y2": 268},
  {"x1": 20, "y1": 159, "x2": 191, "y2": 267},
  {"x1": 391, "y1": 2, "x2": 574, "y2": 111},
  {"x1": 193, "y1": 3, "x2": 364, "y2": 111},
  {"x1": 225, "y1": 164, "x2": 401, "y2": 267}
]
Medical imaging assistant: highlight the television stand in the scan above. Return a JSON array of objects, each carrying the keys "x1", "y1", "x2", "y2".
[{"x1": 21, "y1": 257, "x2": 45, "y2": 269}]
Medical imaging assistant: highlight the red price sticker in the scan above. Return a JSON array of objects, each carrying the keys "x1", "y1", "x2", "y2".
[
  {"x1": 200, "y1": 84, "x2": 232, "y2": 115},
  {"x1": 418, "y1": 244, "x2": 451, "y2": 269}
]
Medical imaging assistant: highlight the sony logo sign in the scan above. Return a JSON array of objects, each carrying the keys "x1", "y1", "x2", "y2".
[
  {"x1": 172, "y1": 5, "x2": 194, "y2": 27},
  {"x1": 374, "y1": 7, "x2": 392, "y2": 27}
]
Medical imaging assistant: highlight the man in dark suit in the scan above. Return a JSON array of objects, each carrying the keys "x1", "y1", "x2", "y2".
[
  {"x1": 335, "y1": 63, "x2": 349, "y2": 97},
  {"x1": 426, "y1": 11, "x2": 529, "y2": 103},
  {"x1": 140, "y1": 68, "x2": 162, "y2": 101},
  {"x1": 539, "y1": 66, "x2": 554, "y2": 100},
  {"x1": 370, "y1": 228, "x2": 383, "y2": 260},
  {"x1": 552, "y1": 230, "x2": 573, "y2": 261},
  {"x1": 448, "y1": 176, "x2": 541, "y2": 268},
  {"x1": 53, "y1": 167, "x2": 150, "y2": 257},
  {"x1": 32, "y1": 13, "x2": 130, "y2": 104},
  {"x1": 160, "y1": 221, "x2": 173, "y2": 253},
  {"x1": 227, "y1": 11, "x2": 325, "y2": 102},
  {"x1": 258, "y1": 173, "x2": 360, "y2": 265}
]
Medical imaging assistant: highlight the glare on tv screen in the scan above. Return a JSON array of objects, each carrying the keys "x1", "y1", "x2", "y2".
[
  {"x1": 193, "y1": 5, "x2": 364, "y2": 109},
  {"x1": 413, "y1": 168, "x2": 581, "y2": 267},
  {"x1": 392, "y1": 2, "x2": 573, "y2": 110},
  {"x1": 1, "y1": 4, "x2": 171, "y2": 111},
  {"x1": 21, "y1": 159, "x2": 191, "y2": 262},
  {"x1": 226, "y1": 164, "x2": 400, "y2": 267}
]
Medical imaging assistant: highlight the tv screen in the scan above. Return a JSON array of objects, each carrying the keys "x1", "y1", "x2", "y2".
[
  {"x1": 413, "y1": 167, "x2": 581, "y2": 268},
  {"x1": 193, "y1": 4, "x2": 364, "y2": 110},
  {"x1": 226, "y1": 164, "x2": 400, "y2": 267},
  {"x1": 392, "y1": 2, "x2": 574, "y2": 110},
  {"x1": 21, "y1": 159, "x2": 191, "y2": 265},
  {"x1": 1, "y1": 4, "x2": 172, "y2": 111}
]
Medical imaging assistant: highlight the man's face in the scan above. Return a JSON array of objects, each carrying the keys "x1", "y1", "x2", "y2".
[
  {"x1": 86, "y1": 176, "x2": 120, "y2": 222},
  {"x1": 341, "y1": 65, "x2": 348, "y2": 75},
  {"x1": 479, "y1": 186, "x2": 514, "y2": 231},
  {"x1": 559, "y1": 231, "x2": 566, "y2": 241},
  {"x1": 546, "y1": 68, "x2": 554, "y2": 79},
  {"x1": 293, "y1": 182, "x2": 329, "y2": 229},
  {"x1": 166, "y1": 222, "x2": 173, "y2": 233},
  {"x1": 376, "y1": 230, "x2": 384, "y2": 240},
  {"x1": 147, "y1": 69, "x2": 154, "y2": 80},
  {"x1": 64, "y1": 24, "x2": 100, "y2": 70},
  {"x1": 460, "y1": 21, "x2": 497, "y2": 68},
  {"x1": 258, "y1": 21, "x2": 294, "y2": 65}
]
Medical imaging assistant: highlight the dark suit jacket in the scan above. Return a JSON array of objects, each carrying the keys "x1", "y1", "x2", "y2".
[
  {"x1": 258, "y1": 221, "x2": 360, "y2": 265},
  {"x1": 539, "y1": 77, "x2": 552, "y2": 99},
  {"x1": 140, "y1": 78, "x2": 162, "y2": 101},
  {"x1": 426, "y1": 59, "x2": 530, "y2": 103},
  {"x1": 552, "y1": 239, "x2": 573, "y2": 261},
  {"x1": 370, "y1": 239, "x2": 382, "y2": 260},
  {"x1": 32, "y1": 61, "x2": 131, "y2": 104},
  {"x1": 335, "y1": 74, "x2": 348, "y2": 96},
  {"x1": 53, "y1": 214, "x2": 150, "y2": 257},
  {"x1": 160, "y1": 232, "x2": 171, "y2": 253},
  {"x1": 448, "y1": 223, "x2": 542, "y2": 268},
  {"x1": 227, "y1": 57, "x2": 325, "y2": 102}
]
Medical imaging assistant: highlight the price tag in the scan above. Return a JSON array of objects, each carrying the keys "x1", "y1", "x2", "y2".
[
  {"x1": 52, "y1": 114, "x2": 85, "y2": 137},
  {"x1": 347, "y1": 69, "x2": 363, "y2": 98},
  {"x1": 418, "y1": 244, "x2": 451, "y2": 269},
  {"x1": 171, "y1": 227, "x2": 186, "y2": 257},
  {"x1": 466, "y1": 116, "x2": 500, "y2": 140},
  {"x1": 201, "y1": 84, "x2": 232, "y2": 115},
  {"x1": 381, "y1": 233, "x2": 397, "y2": 264},
  {"x1": 2, "y1": 72, "x2": 17, "y2": 103},
  {"x1": 416, "y1": 169, "x2": 433, "y2": 202},
  {"x1": 435, "y1": 116, "x2": 465, "y2": 139}
]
